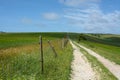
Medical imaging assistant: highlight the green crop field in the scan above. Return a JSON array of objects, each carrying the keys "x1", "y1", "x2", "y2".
[
  {"x1": 0, "y1": 32, "x2": 66, "y2": 49},
  {"x1": 0, "y1": 32, "x2": 73, "y2": 80}
]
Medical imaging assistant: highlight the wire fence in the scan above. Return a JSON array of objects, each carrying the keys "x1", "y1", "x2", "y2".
[{"x1": 0, "y1": 36, "x2": 69, "y2": 79}]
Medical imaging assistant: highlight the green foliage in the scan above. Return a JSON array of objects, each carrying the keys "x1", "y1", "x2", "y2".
[{"x1": 78, "y1": 34, "x2": 87, "y2": 42}]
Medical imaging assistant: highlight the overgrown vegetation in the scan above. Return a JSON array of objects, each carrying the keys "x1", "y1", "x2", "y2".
[{"x1": 0, "y1": 33, "x2": 73, "y2": 80}]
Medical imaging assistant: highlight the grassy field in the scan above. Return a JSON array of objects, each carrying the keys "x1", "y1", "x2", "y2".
[
  {"x1": 86, "y1": 34, "x2": 120, "y2": 47},
  {"x1": 0, "y1": 32, "x2": 67, "y2": 49},
  {"x1": 80, "y1": 41, "x2": 120, "y2": 65},
  {"x1": 71, "y1": 33, "x2": 120, "y2": 65},
  {"x1": 1, "y1": 32, "x2": 120, "y2": 80},
  {"x1": 74, "y1": 42, "x2": 117, "y2": 80},
  {"x1": 0, "y1": 33, "x2": 73, "y2": 80},
  {"x1": 69, "y1": 33, "x2": 120, "y2": 46}
]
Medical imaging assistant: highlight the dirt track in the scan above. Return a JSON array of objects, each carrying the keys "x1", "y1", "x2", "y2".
[
  {"x1": 74, "y1": 41, "x2": 120, "y2": 80},
  {"x1": 70, "y1": 41, "x2": 99, "y2": 80}
]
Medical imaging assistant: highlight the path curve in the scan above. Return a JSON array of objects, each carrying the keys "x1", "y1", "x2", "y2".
[
  {"x1": 75, "y1": 41, "x2": 120, "y2": 80},
  {"x1": 70, "y1": 41, "x2": 99, "y2": 80}
]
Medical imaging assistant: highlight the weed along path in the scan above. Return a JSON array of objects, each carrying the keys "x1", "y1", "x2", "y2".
[
  {"x1": 70, "y1": 41, "x2": 99, "y2": 80},
  {"x1": 74, "y1": 42, "x2": 120, "y2": 80}
]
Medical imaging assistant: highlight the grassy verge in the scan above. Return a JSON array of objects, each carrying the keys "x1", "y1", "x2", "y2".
[
  {"x1": 0, "y1": 33, "x2": 73, "y2": 80},
  {"x1": 74, "y1": 42, "x2": 117, "y2": 80},
  {"x1": 80, "y1": 41, "x2": 120, "y2": 65}
]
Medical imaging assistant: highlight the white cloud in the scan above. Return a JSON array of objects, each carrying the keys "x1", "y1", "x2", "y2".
[
  {"x1": 64, "y1": 6, "x2": 120, "y2": 33},
  {"x1": 59, "y1": 0, "x2": 100, "y2": 7},
  {"x1": 42, "y1": 12, "x2": 59, "y2": 20},
  {"x1": 59, "y1": 0, "x2": 120, "y2": 33}
]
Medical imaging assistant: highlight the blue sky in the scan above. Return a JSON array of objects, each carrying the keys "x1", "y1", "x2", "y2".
[{"x1": 0, "y1": 0, "x2": 120, "y2": 34}]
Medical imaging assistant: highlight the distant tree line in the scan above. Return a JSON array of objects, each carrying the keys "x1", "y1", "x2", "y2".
[{"x1": 78, "y1": 34, "x2": 87, "y2": 42}]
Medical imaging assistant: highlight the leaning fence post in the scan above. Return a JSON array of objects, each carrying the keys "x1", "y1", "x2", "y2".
[
  {"x1": 48, "y1": 40, "x2": 57, "y2": 58},
  {"x1": 39, "y1": 36, "x2": 44, "y2": 74}
]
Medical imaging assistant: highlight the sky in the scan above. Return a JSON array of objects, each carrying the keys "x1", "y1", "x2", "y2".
[{"x1": 0, "y1": 0, "x2": 120, "y2": 34}]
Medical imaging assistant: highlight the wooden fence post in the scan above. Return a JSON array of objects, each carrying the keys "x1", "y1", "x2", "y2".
[
  {"x1": 39, "y1": 36, "x2": 44, "y2": 74},
  {"x1": 64, "y1": 38, "x2": 68, "y2": 47},
  {"x1": 48, "y1": 40, "x2": 57, "y2": 58},
  {"x1": 62, "y1": 38, "x2": 64, "y2": 48}
]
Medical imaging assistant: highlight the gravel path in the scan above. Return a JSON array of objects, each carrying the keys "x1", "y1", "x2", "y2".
[
  {"x1": 70, "y1": 41, "x2": 99, "y2": 80},
  {"x1": 75, "y1": 42, "x2": 120, "y2": 80}
]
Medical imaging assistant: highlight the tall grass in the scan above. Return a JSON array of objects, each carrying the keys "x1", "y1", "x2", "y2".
[{"x1": 0, "y1": 33, "x2": 73, "y2": 80}]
